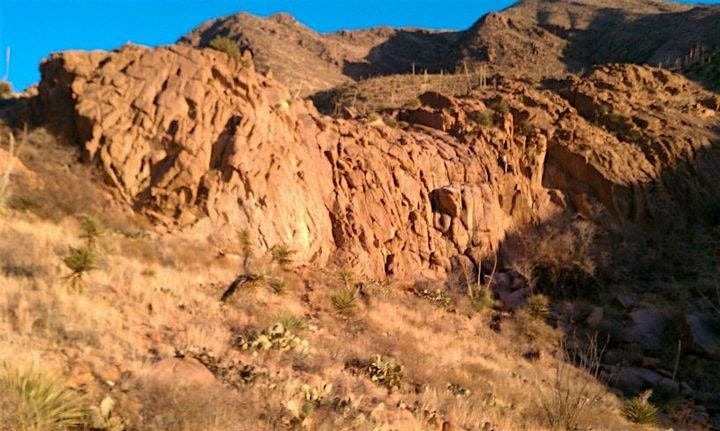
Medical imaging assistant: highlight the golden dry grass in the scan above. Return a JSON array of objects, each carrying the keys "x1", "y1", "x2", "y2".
[{"x1": 0, "y1": 127, "x2": 651, "y2": 430}]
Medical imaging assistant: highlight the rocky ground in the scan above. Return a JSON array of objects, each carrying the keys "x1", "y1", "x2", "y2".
[{"x1": 1, "y1": 0, "x2": 720, "y2": 429}]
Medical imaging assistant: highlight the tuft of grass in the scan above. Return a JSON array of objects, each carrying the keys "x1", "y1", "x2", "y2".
[
  {"x1": 337, "y1": 267, "x2": 355, "y2": 288},
  {"x1": 268, "y1": 277, "x2": 287, "y2": 295},
  {"x1": 0, "y1": 367, "x2": 89, "y2": 430},
  {"x1": 525, "y1": 294, "x2": 550, "y2": 319},
  {"x1": 271, "y1": 243, "x2": 295, "y2": 267},
  {"x1": 330, "y1": 288, "x2": 357, "y2": 315},
  {"x1": 622, "y1": 390, "x2": 658, "y2": 425},
  {"x1": 368, "y1": 355, "x2": 403, "y2": 391},
  {"x1": 208, "y1": 36, "x2": 243, "y2": 64},
  {"x1": 62, "y1": 245, "x2": 97, "y2": 289}
]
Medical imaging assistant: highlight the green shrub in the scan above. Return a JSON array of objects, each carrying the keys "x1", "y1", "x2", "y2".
[
  {"x1": 330, "y1": 288, "x2": 357, "y2": 315},
  {"x1": 622, "y1": 390, "x2": 658, "y2": 425},
  {"x1": 209, "y1": 36, "x2": 243, "y2": 63},
  {"x1": 368, "y1": 355, "x2": 403, "y2": 390},
  {"x1": 469, "y1": 110, "x2": 494, "y2": 127},
  {"x1": 62, "y1": 245, "x2": 97, "y2": 289},
  {"x1": 0, "y1": 367, "x2": 89, "y2": 430},
  {"x1": 468, "y1": 283, "x2": 493, "y2": 312},
  {"x1": 525, "y1": 294, "x2": 550, "y2": 319}
]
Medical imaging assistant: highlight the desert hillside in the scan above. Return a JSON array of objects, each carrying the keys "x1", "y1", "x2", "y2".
[
  {"x1": 1, "y1": 0, "x2": 720, "y2": 430},
  {"x1": 180, "y1": 0, "x2": 720, "y2": 93}
]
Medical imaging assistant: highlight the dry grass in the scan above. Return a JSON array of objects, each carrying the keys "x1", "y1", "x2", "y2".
[
  {"x1": 312, "y1": 70, "x2": 494, "y2": 117},
  {"x1": 0, "y1": 134, "x2": 643, "y2": 430}
]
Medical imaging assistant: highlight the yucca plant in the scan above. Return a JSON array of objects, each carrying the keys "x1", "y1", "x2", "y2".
[
  {"x1": 271, "y1": 244, "x2": 295, "y2": 267},
  {"x1": 275, "y1": 314, "x2": 308, "y2": 333},
  {"x1": 622, "y1": 389, "x2": 658, "y2": 425},
  {"x1": 78, "y1": 214, "x2": 103, "y2": 247},
  {"x1": 337, "y1": 268, "x2": 355, "y2": 288},
  {"x1": 62, "y1": 245, "x2": 97, "y2": 289},
  {"x1": 330, "y1": 288, "x2": 357, "y2": 315},
  {"x1": 0, "y1": 367, "x2": 89, "y2": 430},
  {"x1": 526, "y1": 293, "x2": 550, "y2": 319}
]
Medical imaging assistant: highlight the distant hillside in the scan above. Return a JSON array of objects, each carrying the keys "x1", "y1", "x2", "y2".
[
  {"x1": 180, "y1": 0, "x2": 720, "y2": 93},
  {"x1": 178, "y1": 12, "x2": 458, "y2": 94}
]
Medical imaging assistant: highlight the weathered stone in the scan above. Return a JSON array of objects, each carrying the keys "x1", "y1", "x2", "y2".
[
  {"x1": 430, "y1": 187, "x2": 462, "y2": 217},
  {"x1": 684, "y1": 313, "x2": 720, "y2": 358}
]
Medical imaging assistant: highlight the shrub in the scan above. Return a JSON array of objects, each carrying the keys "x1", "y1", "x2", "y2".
[
  {"x1": 330, "y1": 288, "x2": 357, "y2": 315},
  {"x1": 525, "y1": 294, "x2": 550, "y2": 319},
  {"x1": 209, "y1": 36, "x2": 243, "y2": 64},
  {"x1": 368, "y1": 355, "x2": 403, "y2": 390},
  {"x1": 504, "y1": 218, "x2": 597, "y2": 298},
  {"x1": 415, "y1": 285, "x2": 452, "y2": 310},
  {"x1": 469, "y1": 110, "x2": 494, "y2": 127},
  {"x1": 0, "y1": 81, "x2": 11, "y2": 99},
  {"x1": 0, "y1": 367, "x2": 89, "y2": 430},
  {"x1": 622, "y1": 390, "x2": 658, "y2": 425},
  {"x1": 271, "y1": 243, "x2": 295, "y2": 267},
  {"x1": 468, "y1": 283, "x2": 493, "y2": 312},
  {"x1": 538, "y1": 336, "x2": 607, "y2": 430},
  {"x1": 63, "y1": 245, "x2": 97, "y2": 288}
]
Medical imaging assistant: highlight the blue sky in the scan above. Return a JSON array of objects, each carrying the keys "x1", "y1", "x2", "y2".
[{"x1": 0, "y1": 0, "x2": 717, "y2": 90}]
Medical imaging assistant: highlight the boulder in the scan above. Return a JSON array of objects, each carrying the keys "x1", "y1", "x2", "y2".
[
  {"x1": 148, "y1": 357, "x2": 217, "y2": 388},
  {"x1": 684, "y1": 313, "x2": 720, "y2": 358}
]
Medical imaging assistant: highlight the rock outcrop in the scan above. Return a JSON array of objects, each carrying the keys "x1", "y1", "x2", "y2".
[{"x1": 35, "y1": 44, "x2": 720, "y2": 279}]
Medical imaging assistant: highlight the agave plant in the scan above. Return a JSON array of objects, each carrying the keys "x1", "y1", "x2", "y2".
[{"x1": 0, "y1": 367, "x2": 89, "y2": 430}]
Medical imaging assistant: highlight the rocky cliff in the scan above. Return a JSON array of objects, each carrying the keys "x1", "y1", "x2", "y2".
[{"x1": 35, "y1": 44, "x2": 720, "y2": 281}]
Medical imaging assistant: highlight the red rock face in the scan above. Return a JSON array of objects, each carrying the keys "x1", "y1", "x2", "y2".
[{"x1": 35, "y1": 45, "x2": 720, "y2": 279}]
